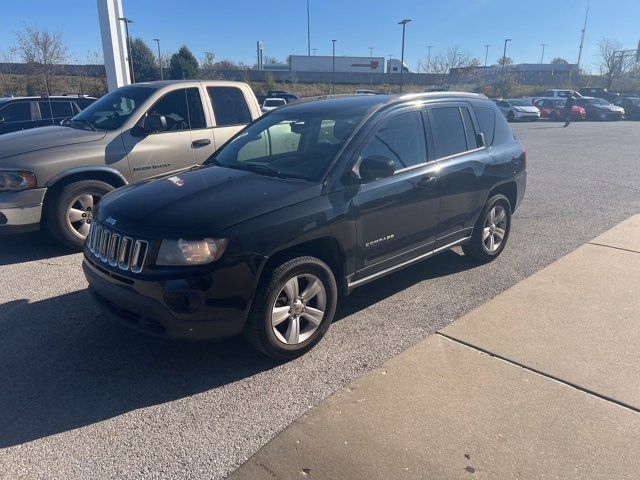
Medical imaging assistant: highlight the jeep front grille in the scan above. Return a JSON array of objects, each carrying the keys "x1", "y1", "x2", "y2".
[{"x1": 87, "y1": 222, "x2": 149, "y2": 273}]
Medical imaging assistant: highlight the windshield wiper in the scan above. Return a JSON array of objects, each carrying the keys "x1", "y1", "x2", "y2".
[{"x1": 65, "y1": 118, "x2": 97, "y2": 131}]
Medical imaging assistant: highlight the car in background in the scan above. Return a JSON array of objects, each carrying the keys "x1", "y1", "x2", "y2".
[
  {"x1": 539, "y1": 89, "x2": 581, "y2": 99},
  {"x1": 494, "y1": 99, "x2": 540, "y2": 122},
  {"x1": 266, "y1": 90, "x2": 299, "y2": 102},
  {"x1": 612, "y1": 96, "x2": 640, "y2": 119},
  {"x1": 354, "y1": 89, "x2": 375, "y2": 95},
  {"x1": 578, "y1": 87, "x2": 622, "y2": 103},
  {"x1": 261, "y1": 97, "x2": 287, "y2": 112},
  {"x1": 0, "y1": 95, "x2": 96, "y2": 135},
  {"x1": 575, "y1": 96, "x2": 625, "y2": 121},
  {"x1": 534, "y1": 98, "x2": 586, "y2": 121},
  {"x1": 83, "y1": 92, "x2": 526, "y2": 359}
]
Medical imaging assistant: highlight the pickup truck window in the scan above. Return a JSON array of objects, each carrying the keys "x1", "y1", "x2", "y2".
[
  {"x1": 148, "y1": 88, "x2": 206, "y2": 131},
  {"x1": 1, "y1": 102, "x2": 31, "y2": 122},
  {"x1": 211, "y1": 111, "x2": 361, "y2": 180},
  {"x1": 360, "y1": 111, "x2": 427, "y2": 170},
  {"x1": 72, "y1": 85, "x2": 154, "y2": 130},
  {"x1": 207, "y1": 86, "x2": 252, "y2": 126}
]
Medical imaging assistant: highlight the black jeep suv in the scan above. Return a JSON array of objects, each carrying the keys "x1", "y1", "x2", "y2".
[{"x1": 83, "y1": 93, "x2": 526, "y2": 359}]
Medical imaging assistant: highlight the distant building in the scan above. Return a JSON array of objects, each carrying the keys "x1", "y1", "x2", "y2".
[
  {"x1": 450, "y1": 63, "x2": 579, "y2": 75},
  {"x1": 289, "y1": 55, "x2": 385, "y2": 73}
]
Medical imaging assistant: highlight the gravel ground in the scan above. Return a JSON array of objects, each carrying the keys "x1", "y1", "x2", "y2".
[{"x1": 1, "y1": 121, "x2": 639, "y2": 479}]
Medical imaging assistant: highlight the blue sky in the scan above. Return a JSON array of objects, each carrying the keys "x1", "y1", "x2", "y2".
[{"x1": 1, "y1": 0, "x2": 638, "y2": 73}]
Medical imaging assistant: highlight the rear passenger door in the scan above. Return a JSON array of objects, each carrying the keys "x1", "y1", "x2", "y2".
[
  {"x1": 207, "y1": 86, "x2": 253, "y2": 148},
  {"x1": 0, "y1": 101, "x2": 35, "y2": 134},
  {"x1": 352, "y1": 107, "x2": 441, "y2": 280},
  {"x1": 427, "y1": 103, "x2": 491, "y2": 248}
]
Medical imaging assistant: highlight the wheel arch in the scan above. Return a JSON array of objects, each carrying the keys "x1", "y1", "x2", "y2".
[{"x1": 487, "y1": 181, "x2": 518, "y2": 213}]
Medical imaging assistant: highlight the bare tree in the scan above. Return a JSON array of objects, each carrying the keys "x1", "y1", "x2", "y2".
[
  {"x1": 428, "y1": 46, "x2": 473, "y2": 74},
  {"x1": 598, "y1": 38, "x2": 627, "y2": 89},
  {"x1": 11, "y1": 25, "x2": 68, "y2": 95}
]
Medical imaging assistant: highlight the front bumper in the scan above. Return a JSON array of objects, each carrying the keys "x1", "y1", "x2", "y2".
[
  {"x1": 514, "y1": 111, "x2": 540, "y2": 121},
  {"x1": 0, "y1": 188, "x2": 47, "y2": 233},
  {"x1": 83, "y1": 252, "x2": 264, "y2": 340}
]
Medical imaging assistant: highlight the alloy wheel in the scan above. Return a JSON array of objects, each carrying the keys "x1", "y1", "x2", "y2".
[
  {"x1": 271, "y1": 273, "x2": 327, "y2": 345},
  {"x1": 482, "y1": 205, "x2": 507, "y2": 253},
  {"x1": 66, "y1": 193, "x2": 102, "y2": 239}
]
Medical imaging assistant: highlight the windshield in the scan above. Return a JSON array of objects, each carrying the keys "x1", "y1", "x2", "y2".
[
  {"x1": 508, "y1": 99, "x2": 531, "y2": 106},
  {"x1": 70, "y1": 85, "x2": 154, "y2": 131},
  {"x1": 207, "y1": 111, "x2": 363, "y2": 181}
]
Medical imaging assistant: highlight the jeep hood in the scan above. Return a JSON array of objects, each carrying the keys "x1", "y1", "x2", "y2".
[
  {"x1": 0, "y1": 126, "x2": 107, "y2": 160},
  {"x1": 96, "y1": 165, "x2": 321, "y2": 236}
]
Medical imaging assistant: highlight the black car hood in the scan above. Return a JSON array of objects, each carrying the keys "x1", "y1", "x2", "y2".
[
  {"x1": 97, "y1": 165, "x2": 321, "y2": 236},
  {"x1": 0, "y1": 126, "x2": 107, "y2": 160}
]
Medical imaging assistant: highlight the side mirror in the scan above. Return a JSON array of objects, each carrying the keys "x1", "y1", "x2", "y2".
[
  {"x1": 476, "y1": 132, "x2": 486, "y2": 148},
  {"x1": 142, "y1": 113, "x2": 167, "y2": 133},
  {"x1": 359, "y1": 155, "x2": 396, "y2": 181}
]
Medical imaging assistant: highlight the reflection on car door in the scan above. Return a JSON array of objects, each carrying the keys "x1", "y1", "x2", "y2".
[
  {"x1": 352, "y1": 107, "x2": 441, "y2": 281},
  {"x1": 123, "y1": 87, "x2": 214, "y2": 182},
  {"x1": 207, "y1": 86, "x2": 253, "y2": 148},
  {"x1": 427, "y1": 103, "x2": 491, "y2": 248}
]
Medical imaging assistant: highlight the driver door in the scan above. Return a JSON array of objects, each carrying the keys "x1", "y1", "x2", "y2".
[{"x1": 122, "y1": 87, "x2": 215, "y2": 182}]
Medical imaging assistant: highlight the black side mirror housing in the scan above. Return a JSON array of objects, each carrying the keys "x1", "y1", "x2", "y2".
[
  {"x1": 142, "y1": 113, "x2": 167, "y2": 134},
  {"x1": 476, "y1": 132, "x2": 486, "y2": 148},
  {"x1": 359, "y1": 155, "x2": 396, "y2": 181}
]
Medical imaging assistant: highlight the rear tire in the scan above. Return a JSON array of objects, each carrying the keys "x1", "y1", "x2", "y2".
[
  {"x1": 46, "y1": 180, "x2": 114, "y2": 250},
  {"x1": 462, "y1": 194, "x2": 512, "y2": 263},
  {"x1": 244, "y1": 256, "x2": 338, "y2": 360}
]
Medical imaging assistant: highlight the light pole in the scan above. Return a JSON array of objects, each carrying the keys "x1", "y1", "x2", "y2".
[
  {"x1": 540, "y1": 43, "x2": 546, "y2": 63},
  {"x1": 331, "y1": 39, "x2": 337, "y2": 94},
  {"x1": 153, "y1": 38, "x2": 163, "y2": 80},
  {"x1": 426, "y1": 45, "x2": 433, "y2": 73},
  {"x1": 483, "y1": 44, "x2": 490, "y2": 67},
  {"x1": 501, "y1": 38, "x2": 512, "y2": 77},
  {"x1": 306, "y1": 0, "x2": 311, "y2": 56},
  {"x1": 118, "y1": 17, "x2": 135, "y2": 83},
  {"x1": 369, "y1": 46, "x2": 374, "y2": 57},
  {"x1": 311, "y1": 48, "x2": 317, "y2": 56},
  {"x1": 398, "y1": 18, "x2": 411, "y2": 93}
]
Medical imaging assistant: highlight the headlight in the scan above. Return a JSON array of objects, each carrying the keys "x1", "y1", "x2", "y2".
[
  {"x1": 156, "y1": 238, "x2": 228, "y2": 266},
  {"x1": 0, "y1": 171, "x2": 37, "y2": 191}
]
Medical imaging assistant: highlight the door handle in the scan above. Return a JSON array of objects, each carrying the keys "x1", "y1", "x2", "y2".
[
  {"x1": 415, "y1": 176, "x2": 437, "y2": 187},
  {"x1": 191, "y1": 139, "x2": 211, "y2": 148}
]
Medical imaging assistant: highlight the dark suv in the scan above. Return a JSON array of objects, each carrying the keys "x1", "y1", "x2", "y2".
[
  {"x1": 0, "y1": 95, "x2": 96, "y2": 135},
  {"x1": 83, "y1": 93, "x2": 526, "y2": 359}
]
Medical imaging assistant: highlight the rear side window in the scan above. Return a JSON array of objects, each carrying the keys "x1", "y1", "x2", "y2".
[
  {"x1": 473, "y1": 107, "x2": 496, "y2": 146},
  {"x1": 207, "y1": 86, "x2": 252, "y2": 126},
  {"x1": 429, "y1": 107, "x2": 468, "y2": 158},
  {"x1": 360, "y1": 110, "x2": 427, "y2": 170},
  {"x1": 39, "y1": 101, "x2": 74, "y2": 119},
  {"x1": 1, "y1": 102, "x2": 31, "y2": 122}
]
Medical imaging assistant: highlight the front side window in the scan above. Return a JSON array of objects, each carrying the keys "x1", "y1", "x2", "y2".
[
  {"x1": 0, "y1": 102, "x2": 31, "y2": 122},
  {"x1": 208, "y1": 86, "x2": 252, "y2": 126},
  {"x1": 148, "y1": 88, "x2": 205, "y2": 131},
  {"x1": 429, "y1": 107, "x2": 468, "y2": 158},
  {"x1": 360, "y1": 111, "x2": 427, "y2": 170},
  {"x1": 71, "y1": 85, "x2": 154, "y2": 130},
  {"x1": 209, "y1": 110, "x2": 362, "y2": 181}
]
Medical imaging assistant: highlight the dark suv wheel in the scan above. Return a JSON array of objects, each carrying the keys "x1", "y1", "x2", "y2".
[
  {"x1": 462, "y1": 194, "x2": 511, "y2": 262},
  {"x1": 245, "y1": 256, "x2": 338, "y2": 360},
  {"x1": 46, "y1": 179, "x2": 114, "y2": 249}
]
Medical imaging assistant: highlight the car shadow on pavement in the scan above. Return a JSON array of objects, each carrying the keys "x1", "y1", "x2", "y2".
[
  {"x1": 0, "y1": 231, "x2": 73, "y2": 266},
  {"x1": 0, "y1": 289, "x2": 279, "y2": 448}
]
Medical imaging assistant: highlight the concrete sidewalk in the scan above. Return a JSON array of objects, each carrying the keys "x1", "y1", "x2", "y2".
[{"x1": 228, "y1": 215, "x2": 640, "y2": 480}]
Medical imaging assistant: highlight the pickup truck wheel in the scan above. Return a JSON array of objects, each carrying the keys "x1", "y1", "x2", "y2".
[
  {"x1": 46, "y1": 180, "x2": 114, "y2": 250},
  {"x1": 462, "y1": 194, "x2": 511, "y2": 263},
  {"x1": 245, "y1": 256, "x2": 337, "y2": 360}
]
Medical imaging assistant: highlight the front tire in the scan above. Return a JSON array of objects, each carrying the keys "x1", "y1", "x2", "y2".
[
  {"x1": 245, "y1": 256, "x2": 338, "y2": 360},
  {"x1": 462, "y1": 194, "x2": 512, "y2": 262},
  {"x1": 46, "y1": 180, "x2": 114, "y2": 249}
]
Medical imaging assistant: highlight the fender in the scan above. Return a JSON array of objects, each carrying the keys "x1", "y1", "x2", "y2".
[{"x1": 45, "y1": 166, "x2": 128, "y2": 188}]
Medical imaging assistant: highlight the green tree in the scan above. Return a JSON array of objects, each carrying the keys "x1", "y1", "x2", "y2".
[
  {"x1": 130, "y1": 37, "x2": 159, "y2": 82},
  {"x1": 550, "y1": 57, "x2": 569, "y2": 65},
  {"x1": 169, "y1": 46, "x2": 199, "y2": 79}
]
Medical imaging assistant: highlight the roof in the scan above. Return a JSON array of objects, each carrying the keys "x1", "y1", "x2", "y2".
[
  {"x1": 0, "y1": 95, "x2": 95, "y2": 102},
  {"x1": 132, "y1": 80, "x2": 248, "y2": 87}
]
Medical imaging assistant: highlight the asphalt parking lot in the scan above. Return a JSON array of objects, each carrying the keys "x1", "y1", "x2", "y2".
[{"x1": 1, "y1": 120, "x2": 640, "y2": 479}]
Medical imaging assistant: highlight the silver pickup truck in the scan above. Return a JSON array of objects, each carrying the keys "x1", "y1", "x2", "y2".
[{"x1": 0, "y1": 80, "x2": 262, "y2": 248}]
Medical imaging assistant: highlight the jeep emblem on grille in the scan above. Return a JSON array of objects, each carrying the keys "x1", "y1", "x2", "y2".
[{"x1": 105, "y1": 217, "x2": 117, "y2": 226}]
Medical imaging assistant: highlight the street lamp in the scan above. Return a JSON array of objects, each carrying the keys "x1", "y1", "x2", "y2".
[
  {"x1": 540, "y1": 43, "x2": 547, "y2": 64},
  {"x1": 331, "y1": 39, "x2": 337, "y2": 94},
  {"x1": 311, "y1": 48, "x2": 317, "y2": 56},
  {"x1": 369, "y1": 46, "x2": 374, "y2": 57},
  {"x1": 153, "y1": 38, "x2": 163, "y2": 80},
  {"x1": 398, "y1": 18, "x2": 411, "y2": 93},
  {"x1": 306, "y1": 0, "x2": 311, "y2": 56},
  {"x1": 426, "y1": 45, "x2": 433, "y2": 73},
  {"x1": 483, "y1": 44, "x2": 490, "y2": 67},
  {"x1": 118, "y1": 17, "x2": 135, "y2": 84},
  {"x1": 501, "y1": 38, "x2": 512, "y2": 77}
]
